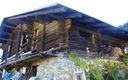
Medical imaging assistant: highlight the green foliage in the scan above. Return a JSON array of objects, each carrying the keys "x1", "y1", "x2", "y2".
[
  {"x1": 68, "y1": 53, "x2": 81, "y2": 66},
  {"x1": 68, "y1": 53, "x2": 128, "y2": 80},
  {"x1": 120, "y1": 54, "x2": 128, "y2": 65},
  {"x1": 89, "y1": 64, "x2": 104, "y2": 80}
]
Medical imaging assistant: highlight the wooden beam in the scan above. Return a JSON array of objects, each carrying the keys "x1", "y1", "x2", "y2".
[
  {"x1": 26, "y1": 17, "x2": 39, "y2": 22},
  {"x1": 0, "y1": 38, "x2": 17, "y2": 41},
  {"x1": 73, "y1": 25, "x2": 123, "y2": 44},
  {"x1": 105, "y1": 31, "x2": 125, "y2": 34},
  {"x1": 8, "y1": 7, "x2": 67, "y2": 19},
  {"x1": 102, "y1": 27, "x2": 117, "y2": 31},
  {"x1": 48, "y1": 13, "x2": 82, "y2": 21},
  {"x1": 20, "y1": 31, "x2": 33, "y2": 34},
  {"x1": 15, "y1": 30, "x2": 21, "y2": 60},
  {"x1": 47, "y1": 14, "x2": 63, "y2": 20},
  {"x1": 78, "y1": 18, "x2": 95, "y2": 22},
  {"x1": 34, "y1": 15, "x2": 54, "y2": 22},
  {"x1": 64, "y1": 13, "x2": 82, "y2": 18},
  {"x1": 116, "y1": 33, "x2": 128, "y2": 36},
  {"x1": 86, "y1": 23, "x2": 107, "y2": 27},
  {"x1": 7, "y1": 18, "x2": 33, "y2": 25},
  {"x1": 3, "y1": 24, "x2": 15, "y2": 29},
  {"x1": 7, "y1": 19, "x2": 23, "y2": 25},
  {"x1": 0, "y1": 31, "x2": 12, "y2": 36}
]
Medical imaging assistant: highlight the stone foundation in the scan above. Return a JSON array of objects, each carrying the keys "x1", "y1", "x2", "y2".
[{"x1": 31, "y1": 57, "x2": 86, "y2": 80}]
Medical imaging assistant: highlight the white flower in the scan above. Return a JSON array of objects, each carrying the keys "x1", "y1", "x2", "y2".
[{"x1": 85, "y1": 67, "x2": 89, "y2": 72}]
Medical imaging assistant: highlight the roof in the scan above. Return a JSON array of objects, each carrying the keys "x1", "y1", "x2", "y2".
[{"x1": 0, "y1": 3, "x2": 128, "y2": 43}]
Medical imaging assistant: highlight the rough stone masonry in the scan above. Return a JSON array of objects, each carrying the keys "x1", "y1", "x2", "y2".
[{"x1": 30, "y1": 56, "x2": 86, "y2": 80}]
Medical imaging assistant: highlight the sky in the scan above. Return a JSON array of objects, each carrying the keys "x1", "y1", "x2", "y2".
[{"x1": 0, "y1": 0, "x2": 128, "y2": 55}]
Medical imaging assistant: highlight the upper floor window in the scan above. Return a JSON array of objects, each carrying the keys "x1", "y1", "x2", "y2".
[{"x1": 79, "y1": 31, "x2": 91, "y2": 42}]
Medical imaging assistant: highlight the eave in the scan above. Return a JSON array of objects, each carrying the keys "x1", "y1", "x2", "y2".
[{"x1": 0, "y1": 3, "x2": 128, "y2": 43}]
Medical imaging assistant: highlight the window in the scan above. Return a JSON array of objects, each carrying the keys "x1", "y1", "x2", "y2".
[
  {"x1": 79, "y1": 31, "x2": 91, "y2": 42},
  {"x1": 21, "y1": 34, "x2": 28, "y2": 45}
]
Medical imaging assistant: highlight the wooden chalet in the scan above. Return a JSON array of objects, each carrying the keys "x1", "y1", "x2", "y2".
[{"x1": 0, "y1": 3, "x2": 128, "y2": 70}]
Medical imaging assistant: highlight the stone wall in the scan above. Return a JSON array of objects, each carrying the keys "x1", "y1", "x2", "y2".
[{"x1": 30, "y1": 57, "x2": 86, "y2": 80}]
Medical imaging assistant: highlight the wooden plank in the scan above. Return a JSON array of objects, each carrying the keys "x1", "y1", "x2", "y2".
[
  {"x1": 45, "y1": 21, "x2": 58, "y2": 30},
  {"x1": 0, "y1": 31, "x2": 12, "y2": 36},
  {"x1": 38, "y1": 23, "x2": 45, "y2": 51},
  {"x1": 64, "y1": 13, "x2": 82, "y2": 18},
  {"x1": 0, "y1": 38, "x2": 17, "y2": 41},
  {"x1": 74, "y1": 25, "x2": 122, "y2": 43},
  {"x1": 87, "y1": 23, "x2": 106, "y2": 27},
  {"x1": 44, "y1": 38, "x2": 60, "y2": 46},
  {"x1": 44, "y1": 43, "x2": 59, "y2": 50},
  {"x1": 8, "y1": 7, "x2": 67, "y2": 19},
  {"x1": 45, "y1": 29, "x2": 59, "y2": 36},
  {"x1": 45, "y1": 32, "x2": 59, "y2": 39},
  {"x1": 77, "y1": 18, "x2": 95, "y2": 23},
  {"x1": 3, "y1": 24, "x2": 15, "y2": 29},
  {"x1": 45, "y1": 27, "x2": 58, "y2": 34},
  {"x1": 44, "y1": 35, "x2": 59, "y2": 43},
  {"x1": 15, "y1": 30, "x2": 21, "y2": 60},
  {"x1": 58, "y1": 20, "x2": 65, "y2": 46},
  {"x1": 32, "y1": 35, "x2": 41, "y2": 41}
]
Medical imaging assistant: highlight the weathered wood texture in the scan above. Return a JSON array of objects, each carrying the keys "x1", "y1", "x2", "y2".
[
  {"x1": 31, "y1": 22, "x2": 45, "y2": 52},
  {"x1": 9, "y1": 24, "x2": 33, "y2": 57},
  {"x1": 31, "y1": 20, "x2": 60, "y2": 53},
  {"x1": 44, "y1": 21, "x2": 60, "y2": 50},
  {"x1": 68, "y1": 25, "x2": 125, "y2": 57},
  {"x1": 9, "y1": 24, "x2": 22, "y2": 57},
  {"x1": 31, "y1": 19, "x2": 71, "y2": 52}
]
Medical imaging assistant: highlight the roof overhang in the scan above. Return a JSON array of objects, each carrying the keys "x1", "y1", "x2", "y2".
[{"x1": 1, "y1": 3, "x2": 128, "y2": 43}]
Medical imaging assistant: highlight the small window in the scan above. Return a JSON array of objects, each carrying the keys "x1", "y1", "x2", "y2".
[
  {"x1": 21, "y1": 34, "x2": 28, "y2": 45},
  {"x1": 79, "y1": 31, "x2": 91, "y2": 42},
  {"x1": 23, "y1": 35, "x2": 27, "y2": 44}
]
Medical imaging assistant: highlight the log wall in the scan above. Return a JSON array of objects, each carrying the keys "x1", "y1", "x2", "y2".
[
  {"x1": 31, "y1": 19, "x2": 71, "y2": 53},
  {"x1": 44, "y1": 21, "x2": 60, "y2": 50},
  {"x1": 68, "y1": 25, "x2": 125, "y2": 57},
  {"x1": 9, "y1": 24, "x2": 22, "y2": 57}
]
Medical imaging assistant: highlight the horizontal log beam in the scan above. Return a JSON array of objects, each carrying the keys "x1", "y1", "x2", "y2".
[
  {"x1": 116, "y1": 33, "x2": 128, "y2": 36},
  {"x1": 86, "y1": 23, "x2": 107, "y2": 27},
  {"x1": 19, "y1": 31, "x2": 33, "y2": 34},
  {"x1": 7, "y1": 19, "x2": 33, "y2": 25},
  {"x1": 3, "y1": 24, "x2": 15, "y2": 29},
  {"x1": 7, "y1": 19, "x2": 24, "y2": 25},
  {"x1": 0, "y1": 38, "x2": 17, "y2": 41},
  {"x1": 0, "y1": 31, "x2": 12, "y2": 36},
  {"x1": 105, "y1": 31, "x2": 125, "y2": 34},
  {"x1": 73, "y1": 25, "x2": 123, "y2": 44},
  {"x1": 64, "y1": 13, "x2": 82, "y2": 18},
  {"x1": 102, "y1": 27, "x2": 117, "y2": 31},
  {"x1": 78, "y1": 18, "x2": 95, "y2": 22},
  {"x1": 8, "y1": 7, "x2": 67, "y2": 19},
  {"x1": 34, "y1": 15, "x2": 54, "y2": 22}
]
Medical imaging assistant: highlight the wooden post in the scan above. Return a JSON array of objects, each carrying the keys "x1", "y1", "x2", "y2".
[
  {"x1": 97, "y1": 32, "x2": 103, "y2": 57},
  {"x1": 64, "y1": 19, "x2": 71, "y2": 46},
  {"x1": 42, "y1": 23, "x2": 45, "y2": 51},
  {"x1": 15, "y1": 30, "x2": 21, "y2": 60},
  {"x1": 58, "y1": 20, "x2": 65, "y2": 47}
]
